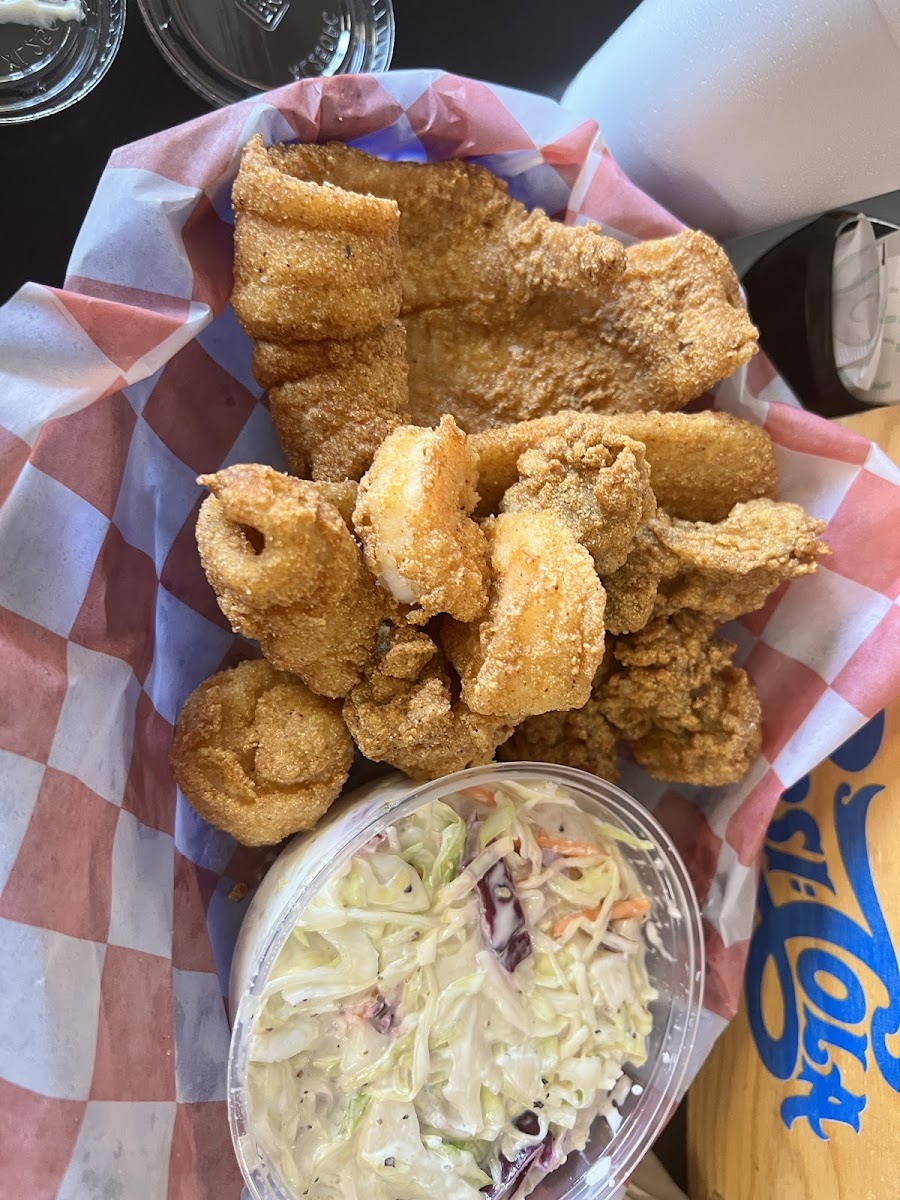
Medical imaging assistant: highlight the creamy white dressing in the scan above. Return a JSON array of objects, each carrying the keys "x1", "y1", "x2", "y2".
[
  {"x1": 247, "y1": 784, "x2": 656, "y2": 1200},
  {"x1": 0, "y1": 0, "x2": 83, "y2": 26}
]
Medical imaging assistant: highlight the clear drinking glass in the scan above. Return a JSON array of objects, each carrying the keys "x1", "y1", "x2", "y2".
[{"x1": 137, "y1": 0, "x2": 394, "y2": 108}]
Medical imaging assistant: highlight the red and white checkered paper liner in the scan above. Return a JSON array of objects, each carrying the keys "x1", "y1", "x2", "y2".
[{"x1": 2, "y1": 70, "x2": 900, "y2": 1199}]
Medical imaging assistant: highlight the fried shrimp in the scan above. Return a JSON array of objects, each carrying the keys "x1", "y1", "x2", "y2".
[
  {"x1": 353, "y1": 415, "x2": 490, "y2": 624},
  {"x1": 196, "y1": 464, "x2": 384, "y2": 698},
  {"x1": 171, "y1": 660, "x2": 354, "y2": 846},
  {"x1": 500, "y1": 428, "x2": 656, "y2": 574},
  {"x1": 343, "y1": 627, "x2": 514, "y2": 780},
  {"x1": 442, "y1": 510, "x2": 607, "y2": 719}
]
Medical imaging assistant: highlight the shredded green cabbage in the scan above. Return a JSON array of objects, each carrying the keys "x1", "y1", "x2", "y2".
[{"x1": 247, "y1": 782, "x2": 657, "y2": 1200}]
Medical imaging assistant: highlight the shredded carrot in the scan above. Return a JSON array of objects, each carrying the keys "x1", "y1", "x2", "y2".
[
  {"x1": 552, "y1": 906, "x2": 601, "y2": 938},
  {"x1": 552, "y1": 895, "x2": 651, "y2": 938},
  {"x1": 609, "y1": 897, "x2": 652, "y2": 921},
  {"x1": 459, "y1": 786, "x2": 497, "y2": 806},
  {"x1": 535, "y1": 831, "x2": 607, "y2": 858}
]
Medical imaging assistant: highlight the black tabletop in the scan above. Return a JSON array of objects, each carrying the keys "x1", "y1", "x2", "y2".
[{"x1": 0, "y1": 0, "x2": 639, "y2": 304}]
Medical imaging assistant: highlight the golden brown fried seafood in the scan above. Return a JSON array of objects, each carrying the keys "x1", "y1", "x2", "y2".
[
  {"x1": 343, "y1": 627, "x2": 514, "y2": 781},
  {"x1": 601, "y1": 521, "x2": 677, "y2": 635},
  {"x1": 651, "y1": 498, "x2": 829, "y2": 622},
  {"x1": 500, "y1": 428, "x2": 655, "y2": 574},
  {"x1": 196, "y1": 464, "x2": 384, "y2": 698},
  {"x1": 603, "y1": 499, "x2": 827, "y2": 634},
  {"x1": 442, "y1": 510, "x2": 607, "y2": 720},
  {"x1": 500, "y1": 701, "x2": 619, "y2": 782},
  {"x1": 259, "y1": 323, "x2": 410, "y2": 480},
  {"x1": 599, "y1": 612, "x2": 762, "y2": 786},
  {"x1": 264, "y1": 141, "x2": 627, "y2": 315},
  {"x1": 232, "y1": 135, "x2": 402, "y2": 343},
  {"x1": 171, "y1": 660, "x2": 353, "y2": 846},
  {"x1": 308, "y1": 479, "x2": 358, "y2": 528},
  {"x1": 353, "y1": 416, "x2": 490, "y2": 624},
  {"x1": 472, "y1": 410, "x2": 777, "y2": 520},
  {"x1": 403, "y1": 230, "x2": 756, "y2": 430}
]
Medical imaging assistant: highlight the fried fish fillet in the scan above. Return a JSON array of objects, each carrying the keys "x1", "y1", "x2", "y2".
[
  {"x1": 344, "y1": 626, "x2": 514, "y2": 781},
  {"x1": 261, "y1": 323, "x2": 410, "y2": 479},
  {"x1": 171, "y1": 660, "x2": 353, "y2": 846},
  {"x1": 232, "y1": 135, "x2": 402, "y2": 343},
  {"x1": 264, "y1": 141, "x2": 627, "y2": 315},
  {"x1": 472, "y1": 409, "x2": 778, "y2": 520},
  {"x1": 404, "y1": 232, "x2": 758, "y2": 429},
  {"x1": 196, "y1": 464, "x2": 384, "y2": 698},
  {"x1": 442, "y1": 510, "x2": 607, "y2": 720},
  {"x1": 599, "y1": 612, "x2": 762, "y2": 786},
  {"x1": 353, "y1": 416, "x2": 490, "y2": 624},
  {"x1": 231, "y1": 136, "x2": 410, "y2": 479},
  {"x1": 266, "y1": 143, "x2": 756, "y2": 425},
  {"x1": 500, "y1": 427, "x2": 656, "y2": 574}
]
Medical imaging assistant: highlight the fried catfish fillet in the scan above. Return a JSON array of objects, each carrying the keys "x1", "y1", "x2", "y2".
[
  {"x1": 472, "y1": 410, "x2": 777, "y2": 520},
  {"x1": 231, "y1": 136, "x2": 409, "y2": 478},
  {"x1": 263, "y1": 145, "x2": 756, "y2": 425},
  {"x1": 264, "y1": 141, "x2": 627, "y2": 315}
]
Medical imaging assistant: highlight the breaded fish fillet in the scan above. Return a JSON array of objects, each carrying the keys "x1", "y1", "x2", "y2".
[
  {"x1": 472, "y1": 409, "x2": 778, "y2": 521},
  {"x1": 265, "y1": 143, "x2": 757, "y2": 428},
  {"x1": 265, "y1": 141, "x2": 627, "y2": 315}
]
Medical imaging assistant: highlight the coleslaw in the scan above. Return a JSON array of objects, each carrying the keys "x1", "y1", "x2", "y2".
[{"x1": 247, "y1": 779, "x2": 657, "y2": 1200}]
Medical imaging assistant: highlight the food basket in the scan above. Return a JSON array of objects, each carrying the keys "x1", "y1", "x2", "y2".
[{"x1": 1, "y1": 70, "x2": 900, "y2": 1198}]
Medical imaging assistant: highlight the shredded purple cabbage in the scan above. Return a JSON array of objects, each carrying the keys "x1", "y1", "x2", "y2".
[
  {"x1": 483, "y1": 1132, "x2": 554, "y2": 1199},
  {"x1": 476, "y1": 859, "x2": 532, "y2": 973},
  {"x1": 362, "y1": 996, "x2": 394, "y2": 1034}
]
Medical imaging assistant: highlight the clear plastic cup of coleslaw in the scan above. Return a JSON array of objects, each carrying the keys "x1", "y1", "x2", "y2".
[{"x1": 228, "y1": 762, "x2": 705, "y2": 1200}]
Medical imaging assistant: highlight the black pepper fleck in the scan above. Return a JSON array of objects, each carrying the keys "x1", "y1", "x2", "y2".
[
  {"x1": 402, "y1": 1114, "x2": 409, "y2": 1120},
  {"x1": 384, "y1": 1157, "x2": 395, "y2": 1167},
  {"x1": 404, "y1": 884, "x2": 412, "y2": 894},
  {"x1": 534, "y1": 1101, "x2": 544, "y2": 1108},
  {"x1": 344, "y1": 245, "x2": 352, "y2": 258}
]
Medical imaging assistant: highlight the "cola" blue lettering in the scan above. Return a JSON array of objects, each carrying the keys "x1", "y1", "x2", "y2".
[{"x1": 745, "y1": 712, "x2": 900, "y2": 1139}]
